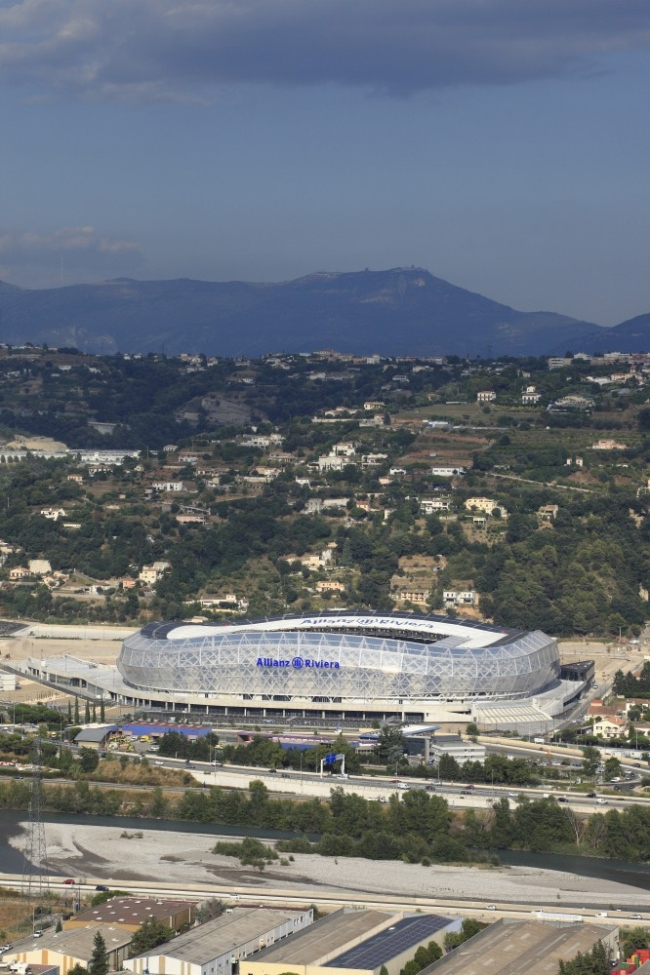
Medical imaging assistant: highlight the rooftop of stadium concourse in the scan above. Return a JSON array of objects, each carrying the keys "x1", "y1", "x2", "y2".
[{"x1": 140, "y1": 612, "x2": 524, "y2": 649}]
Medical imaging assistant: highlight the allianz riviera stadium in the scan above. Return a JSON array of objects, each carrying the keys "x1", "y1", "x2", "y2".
[{"x1": 104, "y1": 611, "x2": 590, "y2": 731}]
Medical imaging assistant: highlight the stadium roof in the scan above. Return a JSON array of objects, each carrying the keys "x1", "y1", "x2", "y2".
[{"x1": 142, "y1": 610, "x2": 516, "y2": 650}]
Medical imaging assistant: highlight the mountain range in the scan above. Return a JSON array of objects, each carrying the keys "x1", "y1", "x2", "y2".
[{"x1": 0, "y1": 268, "x2": 647, "y2": 357}]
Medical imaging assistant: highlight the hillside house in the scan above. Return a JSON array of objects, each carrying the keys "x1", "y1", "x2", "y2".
[{"x1": 443, "y1": 589, "x2": 477, "y2": 606}]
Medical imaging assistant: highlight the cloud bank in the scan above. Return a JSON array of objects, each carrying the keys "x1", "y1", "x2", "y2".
[
  {"x1": 0, "y1": 225, "x2": 144, "y2": 286},
  {"x1": 1, "y1": 0, "x2": 650, "y2": 100}
]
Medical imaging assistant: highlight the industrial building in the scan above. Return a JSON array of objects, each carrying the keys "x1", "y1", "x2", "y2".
[
  {"x1": 64, "y1": 897, "x2": 193, "y2": 933},
  {"x1": 243, "y1": 909, "x2": 457, "y2": 975},
  {"x1": 417, "y1": 919, "x2": 619, "y2": 975},
  {"x1": 126, "y1": 907, "x2": 313, "y2": 975},
  {"x1": 4, "y1": 924, "x2": 133, "y2": 972},
  {"x1": 427, "y1": 736, "x2": 486, "y2": 765}
]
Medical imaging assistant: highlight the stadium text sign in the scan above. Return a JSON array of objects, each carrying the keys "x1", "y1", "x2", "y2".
[{"x1": 256, "y1": 656, "x2": 341, "y2": 670}]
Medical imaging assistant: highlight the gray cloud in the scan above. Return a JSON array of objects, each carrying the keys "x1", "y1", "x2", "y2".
[
  {"x1": 1, "y1": 0, "x2": 650, "y2": 99},
  {"x1": 0, "y1": 225, "x2": 144, "y2": 286}
]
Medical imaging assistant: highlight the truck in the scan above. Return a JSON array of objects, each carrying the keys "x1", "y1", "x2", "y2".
[
  {"x1": 531, "y1": 911, "x2": 583, "y2": 923},
  {"x1": 9, "y1": 963, "x2": 32, "y2": 974}
]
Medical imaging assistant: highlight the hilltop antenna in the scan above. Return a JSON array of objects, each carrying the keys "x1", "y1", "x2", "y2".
[{"x1": 22, "y1": 737, "x2": 50, "y2": 933}]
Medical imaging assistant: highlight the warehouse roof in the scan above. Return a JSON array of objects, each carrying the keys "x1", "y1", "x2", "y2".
[
  {"x1": 419, "y1": 920, "x2": 618, "y2": 975},
  {"x1": 325, "y1": 915, "x2": 451, "y2": 970},
  {"x1": 70, "y1": 897, "x2": 192, "y2": 927},
  {"x1": 251, "y1": 910, "x2": 392, "y2": 966},
  {"x1": 133, "y1": 909, "x2": 307, "y2": 964},
  {"x1": 12, "y1": 924, "x2": 132, "y2": 960},
  {"x1": 74, "y1": 725, "x2": 117, "y2": 743}
]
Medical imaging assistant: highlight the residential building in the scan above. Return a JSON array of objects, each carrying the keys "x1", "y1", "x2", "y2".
[
  {"x1": 316, "y1": 580, "x2": 345, "y2": 593},
  {"x1": 317, "y1": 453, "x2": 347, "y2": 471},
  {"x1": 431, "y1": 466, "x2": 465, "y2": 477},
  {"x1": 391, "y1": 588, "x2": 431, "y2": 606},
  {"x1": 139, "y1": 561, "x2": 171, "y2": 584},
  {"x1": 476, "y1": 390, "x2": 497, "y2": 402},
  {"x1": 40, "y1": 507, "x2": 66, "y2": 520},
  {"x1": 464, "y1": 497, "x2": 499, "y2": 515},
  {"x1": 419, "y1": 498, "x2": 451, "y2": 514},
  {"x1": 521, "y1": 385, "x2": 541, "y2": 404},
  {"x1": 152, "y1": 480, "x2": 185, "y2": 492},
  {"x1": 591, "y1": 439, "x2": 628, "y2": 450},
  {"x1": 443, "y1": 589, "x2": 476, "y2": 606},
  {"x1": 592, "y1": 715, "x2": 627, "y2": 739},
  {"x1": 538, "y1": 504, "x2": 560, "y2": 520},
  {"x1": 9, "y1": 566, "x2": 30, "y2": 580}
]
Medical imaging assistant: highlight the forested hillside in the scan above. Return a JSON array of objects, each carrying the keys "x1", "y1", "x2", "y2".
[{"x1": 0, "y1": 345, "x2": 648, "y2": 638}]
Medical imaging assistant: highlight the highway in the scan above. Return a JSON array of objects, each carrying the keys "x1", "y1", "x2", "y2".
[
  {"x1": 0, "y1": 873, "x2": 646, "y2": 927},
  {"x1": 144, "y1": 756, "x2": 649, "y2": 813}
]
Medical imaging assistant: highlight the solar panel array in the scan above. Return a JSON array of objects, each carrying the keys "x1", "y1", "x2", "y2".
[{"x1": 324, "y1": 915, "x2": 451, "y2": 970}]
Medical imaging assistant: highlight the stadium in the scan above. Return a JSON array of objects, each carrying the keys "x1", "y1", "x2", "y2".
[{"x1": 105, "y1": 611, "x2": 588, "y2": 731}]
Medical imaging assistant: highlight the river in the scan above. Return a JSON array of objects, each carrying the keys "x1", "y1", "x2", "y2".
[{"x1": 3, "y1": 810, "x2": 650, "y2": 894}]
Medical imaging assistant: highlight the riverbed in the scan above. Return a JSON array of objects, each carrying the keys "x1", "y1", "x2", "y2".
[{"x1": 3, "y1": 812, "x2": 650, "y2": 910}]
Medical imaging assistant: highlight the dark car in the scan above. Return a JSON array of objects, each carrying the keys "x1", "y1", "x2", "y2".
[
  {"x1": 95, "y1": 885, "x2": 109, "y2": 891},
  {"x1": 268, "y1": 768, "x2": 278, "y2": 774},
  {"x1": 586, "y1": 792, "x2": 597, "y2": 798}
]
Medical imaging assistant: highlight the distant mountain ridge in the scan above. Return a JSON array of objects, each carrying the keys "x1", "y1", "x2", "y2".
[{"x1": 0, "y1": 267, "x2": 643, "y2": 357}]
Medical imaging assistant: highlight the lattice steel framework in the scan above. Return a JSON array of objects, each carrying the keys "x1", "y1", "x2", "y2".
[
  {"x1": 118, "y1": 618, "x2": 560, "y2": 705},
  {"x1": 22, "y1": 737, "x2": 50, "y2": 932}
]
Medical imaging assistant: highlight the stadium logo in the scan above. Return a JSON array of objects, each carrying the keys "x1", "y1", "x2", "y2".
[{"x1": 256, "y1": 656, "x2": 341, "y2": 670}]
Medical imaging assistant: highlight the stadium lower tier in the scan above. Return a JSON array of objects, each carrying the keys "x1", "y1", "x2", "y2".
[{"x1": 19, "y1": 613, "x2": 591, "y2": 732}]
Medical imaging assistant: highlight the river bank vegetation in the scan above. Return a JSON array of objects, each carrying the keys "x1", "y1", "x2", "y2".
[{"x1": 3, "y1": 776, "x2": 650, "y2": 865}]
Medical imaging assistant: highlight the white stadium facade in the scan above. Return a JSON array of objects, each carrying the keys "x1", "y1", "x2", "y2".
[{"x1": 22, "y1": 611, "x2": 592, "y2": 732}]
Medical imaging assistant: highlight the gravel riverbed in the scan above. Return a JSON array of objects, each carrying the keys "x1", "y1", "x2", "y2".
[{"x1": 9, "y1": 821, "x2": 650, "y2": 910}]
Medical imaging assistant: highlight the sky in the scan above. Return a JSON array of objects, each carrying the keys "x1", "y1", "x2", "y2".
[{"x1": 0, "y1": 0, "x2": 649, "y2": 326}]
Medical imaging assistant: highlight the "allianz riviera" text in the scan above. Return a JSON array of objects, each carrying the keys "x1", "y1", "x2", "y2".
[{"x1": 256, "y1": 657, "x2": 341, "y2": 670}]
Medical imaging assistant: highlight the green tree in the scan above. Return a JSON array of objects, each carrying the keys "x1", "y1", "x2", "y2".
[
  {"x1": 84, "y1": 700, "x2": 91, "y2": 723},
  {"x1": 603, "y1": 756, "x2": 623, "y2": 781},
  {"x1": 67, "y1": 965, "x2": 89, "y2": 975},
  {"x1": 88, "y1": 931, "x2": 109, "y2": 975},
  {"x1": 74, "y1": 697, "x2": 80, "y2": 724},
  {"x1": 581, "y1": 746, "x2": 601, "y2": 778},
  {"x1": 558, "y1": 940, "x2": 609, "y2": 974},
  {"x1": 129, "y1": 917, "x2": 175, "y2": 957},
  {"x1": 78, "y1": 748, "x2": 99, "y2": 773}
]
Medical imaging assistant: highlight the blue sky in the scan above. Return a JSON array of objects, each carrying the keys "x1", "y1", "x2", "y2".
[{"x1": 1, "y1": 0, "x2": 649, "y2": 325}]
